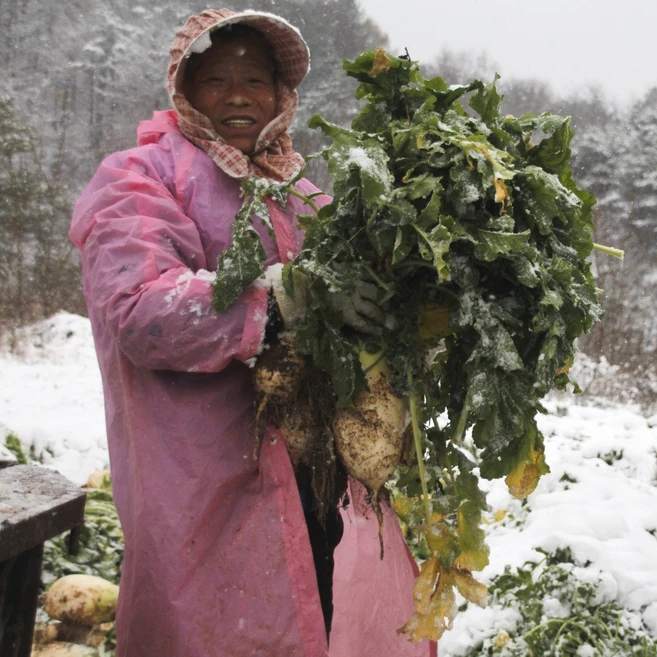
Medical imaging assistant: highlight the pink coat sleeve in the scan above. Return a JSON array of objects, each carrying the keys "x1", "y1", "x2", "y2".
[{"x1": 70, "y1": 147, "x2": 268, "y2": 372}]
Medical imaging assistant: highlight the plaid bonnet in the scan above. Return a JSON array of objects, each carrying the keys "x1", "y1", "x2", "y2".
[{"x1": 167, "y1": 8, "x2": 310, "y2": 182}]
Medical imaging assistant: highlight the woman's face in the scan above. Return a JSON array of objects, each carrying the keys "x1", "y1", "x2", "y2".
[{"x1": 183, "y1": 33, "x2": 277, "y2": 154}]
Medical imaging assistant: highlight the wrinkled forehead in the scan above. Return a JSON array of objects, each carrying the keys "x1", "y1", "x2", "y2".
[{"x1": 179, "y1": 28, "x2": 277, "y2": 90}]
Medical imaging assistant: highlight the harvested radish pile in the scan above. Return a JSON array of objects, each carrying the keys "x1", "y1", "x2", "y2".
[
  {"x1": 38, "y1": 471, "x2": 121, "y2": 656},
  {"x1": 33, "y1": 574, "x2": 118, "y2": 656},
  {"x1": 213, "y1": 49, "x2": 622, "y2": 642}
]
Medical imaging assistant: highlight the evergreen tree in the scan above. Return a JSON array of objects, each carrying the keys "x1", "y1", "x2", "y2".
[
  {"x1": 0, "y1": 96, "x2": 83, "y2": 331},
  {"x1": 623, "y1": 88, "x2": 657, "y2": 246},
  {"x1": 572, "y1": 92, "x2": 657, "y2": 379}
]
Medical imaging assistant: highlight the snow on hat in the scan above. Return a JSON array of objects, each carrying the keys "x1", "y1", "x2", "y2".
[{"x1": 169, "y1": 8, "x2": 310, "y2": 98}]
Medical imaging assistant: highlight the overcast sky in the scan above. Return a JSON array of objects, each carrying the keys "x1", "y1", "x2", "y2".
[{"x1": 357, "y1": 0, "x2": 657, "y2": 106}]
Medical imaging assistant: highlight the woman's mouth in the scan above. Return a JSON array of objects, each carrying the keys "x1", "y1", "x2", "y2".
[{"x1": 221, "y1": 118, "x2": 256, "y2": 127}]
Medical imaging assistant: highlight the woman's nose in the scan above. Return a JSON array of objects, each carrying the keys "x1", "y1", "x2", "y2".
[{"x1": 224, "y1": 80, "x2": 251, "y2": 106}]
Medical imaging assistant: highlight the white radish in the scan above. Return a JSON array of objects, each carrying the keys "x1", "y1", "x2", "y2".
[
  {"x1": 87, "y1": 623, "x2": 115, "y2": 649},
  {"x1": 85, "y1": 470, "x2": 111, "y2": 489},
  {"x1": 44, "y1": 575, "x2": 119, "y2": 626},
  {"x1": 31, "y1": 642, "x2": 98, "y2": 656},
  {"x1": 32, "y1": 621, "x2": 113, "y2": 649},
  {"x1": 253, "y1": 333, "x2": 305, "y2": 403},
  {"x1": 333, "y1": 350, "x2": 407, "y2": 556},
  {"x1": 279, "y1": 405, "x2": 313, "y2": 467},
  {"x1": 253, "y1": 333, "x2": 314, "y2": 464},
  {"x1": 33, "y1": 622, "x2": 91, "y2": 646}
]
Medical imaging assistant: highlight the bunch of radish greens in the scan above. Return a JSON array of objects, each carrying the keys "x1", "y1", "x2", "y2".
[{"x1": 213, "y1": 49, "x2": 622, "y2": 643}]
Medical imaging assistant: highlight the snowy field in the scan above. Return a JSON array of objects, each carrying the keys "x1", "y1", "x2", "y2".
[{"x1": 2, "y1": 313, "x2": 657, "y2": 653}]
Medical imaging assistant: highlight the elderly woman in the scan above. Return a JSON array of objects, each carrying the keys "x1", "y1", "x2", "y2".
[{"x1": 70, "y1": 9, "x2": 434, "y2": 657}]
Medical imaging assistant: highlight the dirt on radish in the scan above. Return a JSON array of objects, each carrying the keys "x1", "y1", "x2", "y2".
[{"x1": 253, "y1": 335, "x2": 348, "y2": 523}]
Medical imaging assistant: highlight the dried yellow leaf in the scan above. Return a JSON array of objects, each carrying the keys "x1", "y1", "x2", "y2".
[
  {"x1": 495, "y1": 629, "x2": 511, "y2": 648},
  {"x1": 424, "y1": 522, "x2": 459, "y2": 561},
  {"x1": 453, "y1": 505, "x2": 489, "y2": 571},
  {"x1": 454, "y1": 548, "x2": 489, "y2": 572},
  {"x1": 493, "y1": 508, "x2": 507, "y2": 522},
  {"x1": 452, "y1": 569, "x2": 488, "y2": 607},
  {"x1": 505, "y1": 447, "x2": 548, "y2": 499},
  {"x1": 369, "y1": 49, "x2": 392, "y2": 77},
  {"x1": 398, "y1": 564, "x2": 457, "y2": 642},
  {"x1": 493, "y1": 177, "x2": 509, "y2": 205},
  {"x1": 412, "y1": 557, "x2": 440, "y2": 615},
  {"x1": 393, "y1": 495, "x2": 414, "y2": 523}
]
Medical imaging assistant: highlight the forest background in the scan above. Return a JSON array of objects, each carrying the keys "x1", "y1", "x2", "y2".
[{"x1": 1, "y1": 0, "x2": 655, "y2": 409}]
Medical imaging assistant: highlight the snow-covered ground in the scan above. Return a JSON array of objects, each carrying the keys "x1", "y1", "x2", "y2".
[
  {"x1": 445, "y1": 401, "x2": 657, "y2": 654},
  {"x1": 2, "y1": 313, "x2": 657, "y2": 653},
  {"x1": 0, "y1": 313, "x2": 108, "y2": 481}
]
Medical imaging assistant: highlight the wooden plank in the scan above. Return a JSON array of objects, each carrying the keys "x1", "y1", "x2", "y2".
[
  {"x1": 0, "y1": 543, "x2": 43, "y2": 657},
  {"x1": 0, "y1": 465, "x2": 86, "y2": 562}
]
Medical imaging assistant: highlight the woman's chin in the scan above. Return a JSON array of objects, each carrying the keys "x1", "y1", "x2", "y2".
[{"x1": 213, "y1": 127, "x2": 259, "y2": 154}]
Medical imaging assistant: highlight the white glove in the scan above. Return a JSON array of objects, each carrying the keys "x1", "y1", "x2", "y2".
[
  {"x1": 265, "y1": 263, "x2": 308, "y2": 328},
  {"x1": 330, "y1": 279, "x2": 385, "y2": 335},
  {"x1": 265, "y1": 264, "x2": 385, "y2": 334}
]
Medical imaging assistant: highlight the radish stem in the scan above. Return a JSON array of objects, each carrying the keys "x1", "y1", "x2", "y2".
[
  {"x1": 364, "y1": 265, "x2": 393, "y2": 293},
  {"x1": 592, "y1": 242, "x2": 624, "y2": 259},
  {"x1": 287, "y1": 188, "x2": 321, "y2": 214},
  {"x1": 452, "y1": 395, "x2": 471, "y2": 446},
  {"x1": 408, "y1": 370, "x2": 432, "y2": 526}
]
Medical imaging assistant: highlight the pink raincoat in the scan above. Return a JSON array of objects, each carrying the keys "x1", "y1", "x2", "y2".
[{"x1": 71, "y1": 112, "x2": 436, "y2": 657}]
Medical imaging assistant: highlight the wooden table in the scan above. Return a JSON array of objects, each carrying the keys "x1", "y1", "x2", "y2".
[{"x1": 0, "y1": 464, "x2": 86, "y2": 657}]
